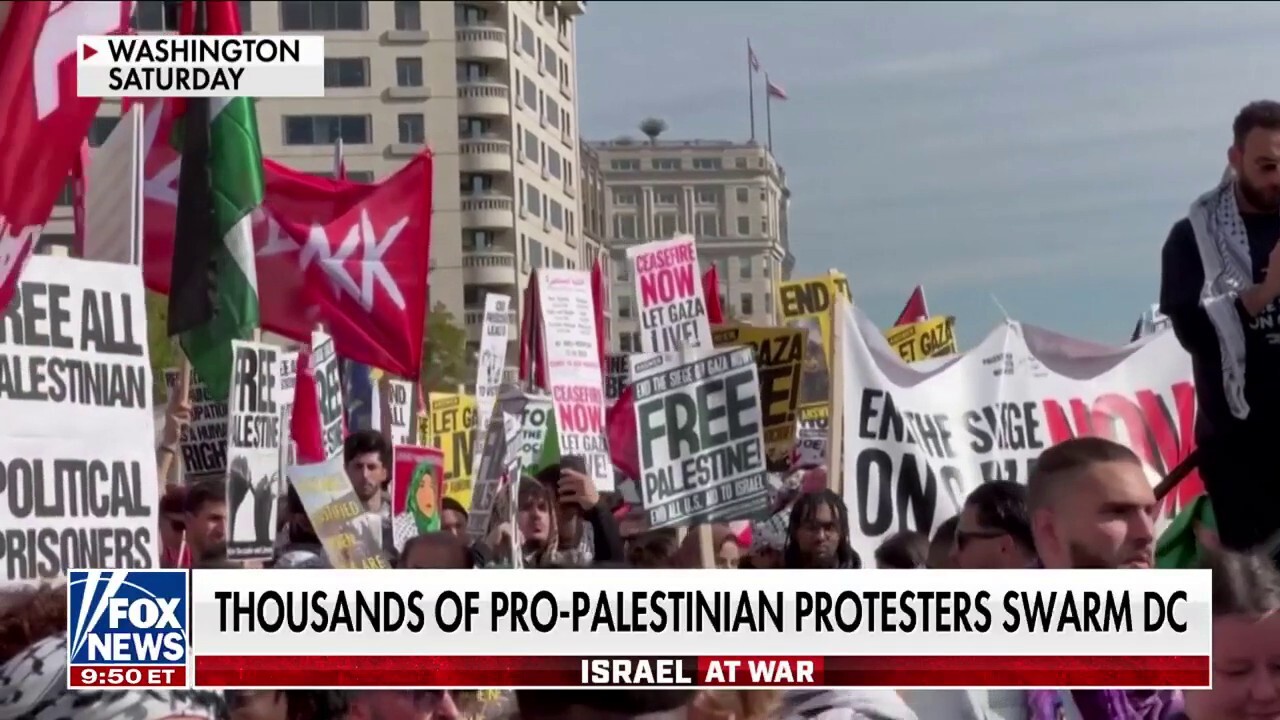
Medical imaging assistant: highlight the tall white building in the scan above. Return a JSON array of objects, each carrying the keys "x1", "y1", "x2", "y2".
[{"x1": 41, "y1": 0, "x2": 588, "y2": 379}]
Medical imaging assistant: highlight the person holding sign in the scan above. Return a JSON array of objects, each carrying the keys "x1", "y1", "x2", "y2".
[{"x1": 533, "y1": 459, "x2": 624, "y2": 565}]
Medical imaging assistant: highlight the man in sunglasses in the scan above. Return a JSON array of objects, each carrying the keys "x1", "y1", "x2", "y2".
[{"x1": 953, "y1": 481, "x2": 1036, "y2": 570}]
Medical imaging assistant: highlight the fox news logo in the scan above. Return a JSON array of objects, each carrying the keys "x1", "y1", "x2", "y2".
[{"x1": 67, "y1": 570, "x2": 188, "y2": 688}]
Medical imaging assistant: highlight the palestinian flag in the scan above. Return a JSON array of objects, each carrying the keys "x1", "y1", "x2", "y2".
[{"x1": 166, "y1": 0, "x2": 262, "y2": 400}]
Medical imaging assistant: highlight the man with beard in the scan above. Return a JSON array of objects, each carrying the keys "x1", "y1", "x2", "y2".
[
  {"x1": 1026, "y1": 438, "x2": 1181, "y2": 720},
  {"x1": 1161, "y1": 100, "x2": 1280, "y2": 554},
  {"x1": 783, "y1": 489, "x2": 861, "y2": 569},
  {"x1": 184, "y1": 478, "x2": 229, "y2": 565}
]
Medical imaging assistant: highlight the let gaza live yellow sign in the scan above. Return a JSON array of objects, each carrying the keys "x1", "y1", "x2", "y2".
[
  {"x1": 420, "y1": 393, "x2": 477, "y2": 508},
  {"x1": 883, "y1": 316, "x2": 958, "y2": 363}
]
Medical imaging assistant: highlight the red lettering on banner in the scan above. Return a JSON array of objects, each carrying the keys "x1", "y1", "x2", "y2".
[
  {"x1": 1040, "y1": 382, "x2": 1202, "y2": 513},
  {"x1": 639, "y1": 265, "x2": 695, "y2": 306},
  {"x1": 558, "y1": 402, "x2": 603, "y2": 434}
]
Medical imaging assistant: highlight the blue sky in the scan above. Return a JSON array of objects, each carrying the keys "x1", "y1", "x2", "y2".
[{"x1": 576, "y1": 1, "x2": 1280, "y2": 343}]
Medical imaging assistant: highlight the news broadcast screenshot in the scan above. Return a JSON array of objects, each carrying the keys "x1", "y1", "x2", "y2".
[{"x1": 0, "y1": 0, "x2": 1276, "y2": 718}]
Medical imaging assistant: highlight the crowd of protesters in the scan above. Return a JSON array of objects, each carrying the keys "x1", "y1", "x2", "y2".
[{"x1": 3, "y1": 408, "x2": 1279, "y2": 720}]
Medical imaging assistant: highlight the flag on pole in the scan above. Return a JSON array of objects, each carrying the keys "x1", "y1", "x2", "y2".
[
  {"x1": 167, "y1": 0, "x2": 263, "y2": 400},
  {"x1": 748, "y1": 42, "x2": 761, "y2": 72},
  {"x1": 893, "y1": 285, "x2": 930, "y2": 327},
  {"x1": 766, "y1": 78, "x2": 788, "y2": 100}
]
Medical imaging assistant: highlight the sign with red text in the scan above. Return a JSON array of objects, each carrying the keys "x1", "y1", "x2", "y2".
[
  {"x1": 537, "y1": 270, "x2": 612, "y2": 491},
  {"x1": 837, "y1": 304, "x2": 1200, "y2": 560},
  {"x1": 626, "y1": 235, "x2": 712, "y2": 353}
]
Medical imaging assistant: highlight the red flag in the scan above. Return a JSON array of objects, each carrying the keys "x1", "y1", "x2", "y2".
[
  {"x1": 748, "y1": 41, "x2": 761, "y2": 72},
  {"x1": 893, "y1": 285, "x2": 930, "y2": 326},
  {"x1": 518, "y1": 273, "x2": 548, "y2": 390},
  {"x1": 766, "y1": 79, "x2": 788, "y2": 101},
  {"x1": 703, "y1": 266, "x2": 725, "y2": 323},
  {"x1": 591, "y1": 258, "x2": 606, "y2": 377},
  {"x1": 290, "y1": 346, "x2": 326, "y2": 464},
  {"x1": 0, "y1": 1, "x2": 133, "y2": 310},
  {"x1": 605, "y1": 385, "x2": 640, "y2": 482},
  {"x1": 70, "y1": 139, "x2": 89, "y2": 257}
]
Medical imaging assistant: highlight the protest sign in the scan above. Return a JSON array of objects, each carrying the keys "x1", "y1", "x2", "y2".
[
  {"x1": 289, "y1": 455, "x2": 389, "y2": 569},
  {"x1": 630, "y1": 346, "x2": 771, "y2": 529},
  {"x1": 883, "y1": 315, "x2": 958, "y2": 364},
  {"x1": 164, "y1": 366, "x2": 228, "y2": 477},
  {"x1": 276, "y1": 351, "x2": 298, "y2": 492},
  {"x1": 777, "y1": 272, "x2": 851, "y2": 467},
  {"x1": 225, "y1": 340, "x2": 281, "y2": 560},
  {"x1": 311, "y1": 331, "x2": 344, "y2": 460},
  {"x1": 472, "y1": 293, "x2": 512, "y2": 470},
  {"x1": 379, "y1": 378, "x2": 414, "y2": 445},
  {"x1": 0, "y1": 256, "x2": 158, "y2": 584},
  {"x1": 516, "y1": 394, "x2": 554, "y2": 472},
  {"x1": 626, "y1": 235, "x2": 713, "y2": 353},
  {"x1": 604, "y1": 353, "x2": 627, "y2": 406},
  {"x1": 467, "y1": 387, "x2": 527, "y2": 542},
  {"x1": 390, "y1": 445, "x2": 444, "y2": 551},
  {"x1": 711, "y1": 323, "x2": 803, "y2": 471},
  {"x1": 837, "y1": 303, "x2": 1199, "y2": 559},
  {"x1": 427, "y1": 392, "x2": 478, "y2": 507},
  {"x1": 537, "y1": 270, "x2": 612, "y2": 490}
]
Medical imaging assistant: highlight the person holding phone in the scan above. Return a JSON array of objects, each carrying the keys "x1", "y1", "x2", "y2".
[{"x1": 534, "y1": 456, "x2": 624, "y2": 566}]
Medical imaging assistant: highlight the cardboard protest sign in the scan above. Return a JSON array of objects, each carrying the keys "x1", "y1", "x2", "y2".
[
  {"x1": 289, "y1": 455, "x2": 389, "y2": 569},
  {"x1": 370, "y1": 375, "x2": 414, "y2": 445},
  {"x1": 0, "y1": 256, "x2": 159, "y2": 584},
  {"x1": 837, "y1": 302, "x2": 1198, "y2": 559},
  {"x1": 631, "y1": 346, "x2": 771, "y2": 529},
  {"x1": 604, "y1": 353, "x2": 627, "y2": 406},
  {"x1": 467, "y1": 387, "x2": 527, "y2": 543},
  {"x1": 311, "y1": 330, "x2": 343, "y2": 460},
  {"x1": 626, "y1": 235, "x2": 712, "y2": 353},
  {"x1": 164, "y1": 367, "x2": 229, "y2": 477},
  {"x1": 516, "y1": 394, "x2": 554, "y2": 472},
  {"x1": 711, "y1": 323, "x2": 803, "y2": 471},
  {"x1": 427, "y1": 392, "x2": 477, "y2": 507},
  {"x1": 776, "y1": 272, "x2": 851, "y2": 466},
  {"x1": 883, "y1": 315, "x2": 958, "y2": 364},
  {"x1": 537, "y1": 270, "x2": 612, "y2": 490},
  {"x1": 474, "y1": 293, "x2": 512, "y2": 451},
  {"x1": 276, "y1": 351, "x2": 298, "y2": 492},
  {"x1": 225, "y1": 341, "x2": 282, "y2": 560},
  {"x1": 390, "y1": 445, "x2": 444, "y2": 551}
]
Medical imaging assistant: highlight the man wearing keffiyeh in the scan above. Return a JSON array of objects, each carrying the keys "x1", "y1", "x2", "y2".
[{"x1": 1160, "y1": 100, "x2": 1280, "y2": 556}]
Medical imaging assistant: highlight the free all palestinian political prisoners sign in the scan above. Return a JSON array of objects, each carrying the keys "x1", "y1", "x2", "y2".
[{"x1": 0, "y1": 256, "x2": 159, "y2": 584}]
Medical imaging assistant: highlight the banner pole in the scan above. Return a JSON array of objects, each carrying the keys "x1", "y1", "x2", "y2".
[{"x1": 826, "y1": 296, "x2": 846, "y2": 497}]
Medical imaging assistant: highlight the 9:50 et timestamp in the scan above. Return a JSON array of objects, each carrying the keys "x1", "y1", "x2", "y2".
[{"x1": 69, "y1": 665, "x2": 186, "y2": 688}]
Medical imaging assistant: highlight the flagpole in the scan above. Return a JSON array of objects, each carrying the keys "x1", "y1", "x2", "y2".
[
  {"x1": 765, "y1": 74, "x2": 774, "y2": 152},
  {"x1": 747, "y1": 40, "x2": 756, "y2": 143}
]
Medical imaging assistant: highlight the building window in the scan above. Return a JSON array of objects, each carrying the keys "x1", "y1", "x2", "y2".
[
  {"x1": 460, "y1": 174, "x2": 494, "y2": 194},
  {"x1": 550, "y1": 200, "x2": 564, "y2": 230},
  {"x1": 457, "y1": 61, "x2": 489, "y2": 83},
  {"x1": 652, "y1": 158, "x2": 681, "y2": 171},
  {"x1": 737, "y1": 216, "x2": 750, "y2": 235},
  {"x1": 551, "y1": 252, "x2": 565, "y2": 269},
  {"x1": 762, "y1": 216, "x2": 770, "y2": 234},
  {"x1": 133, "y1": 0, "x2": 176, "y2": 30},
  {"x1": 88, "y1": 116, "x2": 120, "y2": 147},
  {"x1": 545, "y1": 97, "x2": 561, "y2": 129},
  {"x1": 526, "y1": 184, "x2": 542, "y2": 216},
  {"x1": 693, "y1": 158, "x2": 722, "y2": 170},
  {"x1": 520, "y1": 21, "x2": 536, "y2": 55},
  {"x1": 620, "y1": 334, "x2": 632, "y2": 352},
  {"x1": 459, "y1": 117, "x2": 491, "y2": 138},
  {"x1": 544, "y1": 46, "x2": 559, "y2": 78},
  {"x1": 394, "y1": 0, "x2": 421, "y2": 30},
  {"x1": 398, "y1": 114, "x2": 425, "y2": 144},
  {"x1": 547, "y1": 147, "x2": 562, "y2": 179},
  {"x1": 454, "y1": 3, "x2": 487, "y2": 25},
  {"x1": 464, "y1": 230, "x2": 495, "y2": 250},
  {"x1": 654, "y1": 214, "x2": 677, "y2": 239},
  {"x1": 615, "y1": 262, "x2": 629, "y2": 281},
  {"x1": 695, "y1": 213, "x2": 720, "y2": 238},
  {"x1": 614, "y1": 215, "x2": 637, "y2": 239},
  {"x1": 741, "y1": 293, "x2": 754, "y2": 316},
  {"x1": 695, "y1": 190, "x2": 717, "y2": 205},
  {"x1": 280, "y1": 0, "x2": 367, "y2": 31},
  {"x1": 524, "y1": 129, "x2": 539, "y2": 162},
  {"x1": 395, "y1": 58, "x2": 424, "y2": 87},
  {"x1": 735, "y1": 187, "x2": 749, "y2": 203},
  {"x1": 283, "y1": 115, "x2": 371, "y2": 145},
  {"x1": 735, "y1": 157, "x2": 748, "y2": 169},
  {"x1": 617, "y1": 296, "x2": 632, "y2": 319},
  {"x1": 764, "y1": 291, "x2": 774, "y2": 315},
  {"x1": 522, "y1": 77, "x2": 538, "y2": 110},
  {"x1": 739, "y1": 257, "x2": 752, "y2": 279},
  {"x1": 529, "y1": 238, "x2": 544, "y2": 269},
  {"x1": 613, "y1": 191, "x2": 636, "y2": 205},
  {"x1": 324, "y1": 57, "x2": 369, "y2": 88},
  {"x1": 610, "y1": 159, "x2": 639, "y2": 171},
  {"x1": 654, "y1": 190, "x2": 677, "y2": 205}
]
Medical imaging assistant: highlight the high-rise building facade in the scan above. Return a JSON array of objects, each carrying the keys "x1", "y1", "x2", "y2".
[
  {"x1": 42, "y1": 0, "x2": 587, "y2": 379},
  {"x1": 589, "y1": 139, "x2": 794, "y2": 353}
]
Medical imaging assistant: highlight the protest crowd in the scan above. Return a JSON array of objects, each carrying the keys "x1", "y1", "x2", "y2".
[{"x1": 2, "y1": 2, "x2": 1280, "y2": 720}]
